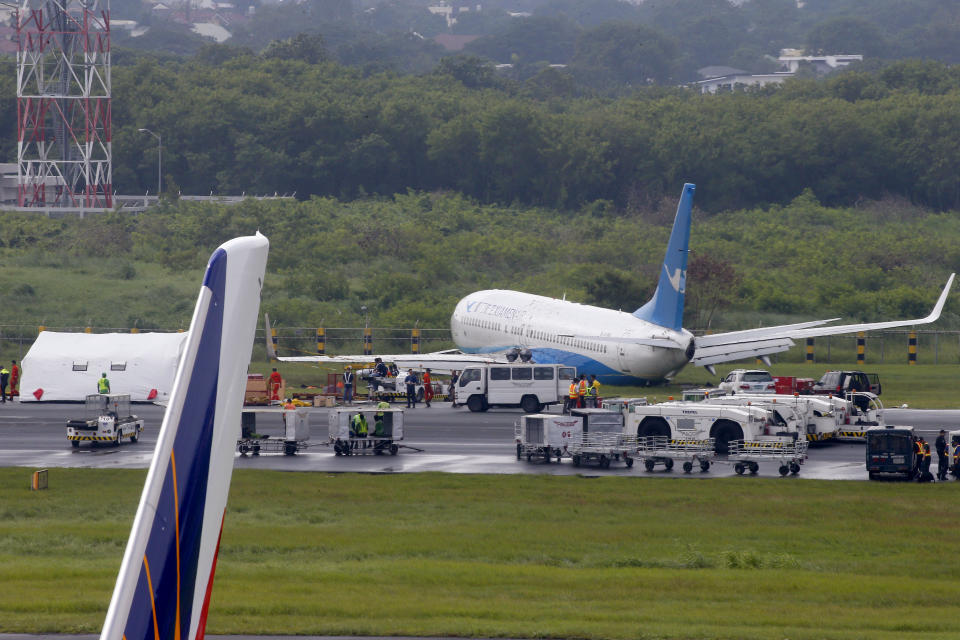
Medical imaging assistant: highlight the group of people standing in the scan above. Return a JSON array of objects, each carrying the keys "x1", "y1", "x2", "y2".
[
  {"x1": 564, "y1": 374, "x2": 601, "y2": 413},
  {"x1": 0, "y1": 360, "x2": 19, "y2": 403},
  {"x1": 913, "y1": 430, "x2": 955, "y2": 482}
]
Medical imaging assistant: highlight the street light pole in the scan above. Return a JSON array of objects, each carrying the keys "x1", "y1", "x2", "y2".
[{"x1": 137, "y1": 128, "x2": 162, "y2": 195}]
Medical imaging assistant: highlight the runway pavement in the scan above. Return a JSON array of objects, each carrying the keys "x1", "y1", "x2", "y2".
[{"x1": 1, "y1": 400, "x2": 959, "y2": 480}]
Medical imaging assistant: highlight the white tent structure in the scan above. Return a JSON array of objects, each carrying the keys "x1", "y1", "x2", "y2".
[{"x1": 19, "y1": 332, "x2": 189, "y2": 402}]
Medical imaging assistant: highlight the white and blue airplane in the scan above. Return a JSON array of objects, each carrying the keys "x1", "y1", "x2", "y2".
[
  {"x1": 275, "y1": 183, "x2": 955, "y2": 385},
  {"x1": 100, "y1": 233, "x2": 269, "y2": 640}
]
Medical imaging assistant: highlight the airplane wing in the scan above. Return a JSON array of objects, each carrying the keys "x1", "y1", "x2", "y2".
[
  {"x1": 692, "y1": 273, "x2": 955, "y2": 366},
  {"x1": 264, "y1": 314, "x2": 509, "y2": 372}
]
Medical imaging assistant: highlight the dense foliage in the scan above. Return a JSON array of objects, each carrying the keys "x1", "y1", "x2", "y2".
[{"x1": 1, "y1": 192, "x2": 957, "y2": 332}]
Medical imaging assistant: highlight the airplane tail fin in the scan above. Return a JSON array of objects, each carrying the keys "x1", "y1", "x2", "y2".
[
  {"x1": 100, "y1": 234, "x2": 269, "y2": 640},
  {"x1": 632, "y1": 183, "x2": 695, "y2": 331},
  {"x1": 264, "y1": 312, "x2": 277, "y2": 360}
]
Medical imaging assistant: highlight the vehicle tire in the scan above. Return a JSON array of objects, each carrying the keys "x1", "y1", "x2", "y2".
[
  {"x1": 114, "y1": 431, "x2": 121, "y2": 447},
  {"x1": 790, "y1": 462, "x2": 801, "y2": 475},
  {"x1": 700, "y1": 461, "x2": 711, "y2": 472},
  {"x1": 749, "y1": 462, "x2": 759, "y2": 475},
  {"x1": 664, "y1": 458, "x2": 674, "y2": 471},
  {"x1": 467, "y1": 396, "x2": 485, "y2": 413},
  {"x1": 71, "y1": 440, "x2": 80, "y2": 449},
  {"x1": 526, "y1": 453, "x2": 532, "y2": 462},
  {"x1": 637, "y1": 417, "x2": 670, "y2": 440},
  {"x1": 417, "y1": 387, "x2": 425, "y2": 402},
  {"x1": 710, "y1": 420, "x2": 744, "y2": 455},
  {"x1": 779, "y1": 465, "x2": 789, "y2": 476},
  {"x1": 734, "y1": 463, "x2": 745, "y2": 475},
  {"x1": 544, "y1": 449, "x2": 551, "y2": 463},
  {"x1": 239, "y1": 443, "x2": 249, "y2": 455},
  {"x1": 868, "y1": 471, "x2": 878, "y2": 481},
  {"x1": 599, "y1": 455, "x2": 608, "y2": 468},
  {"x1": 572, "y1": 455, "x2": 581, "y2": 467},
  {"x1": 644, "y1": 459, "x2": 655, "y2": 472},
  {"x1": 516, "y1": 443, "x2": 523, "y2": 460},
  {"x1": 520, "y1": 395, "x2": 541, "y2": 414},
  {"x1": 625, "y1": 457, "x2": 634, "y2": 468},
  {"x1": 284, "y1": 443, "x2": 296, "y2": 456},
  {"x1": 683, "y1": 461, "x2": 693, "y2": 474},
  {"x1": 131, "y1": 432, "x2": 138, "y2": 443},
  {"x1": 334, "y1": 443, "x2": 342, "y2": 456},
  {"x1": 390, "y1": 444, "x2": 398, "y2": 455},
  {"x1": 252, "y1": 444, "x2": 260, "y2": 456}
]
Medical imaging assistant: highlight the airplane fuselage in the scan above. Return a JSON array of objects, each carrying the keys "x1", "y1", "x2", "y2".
[{"x1": 451, "y1": 290, "x2": 695, "y2": 385}]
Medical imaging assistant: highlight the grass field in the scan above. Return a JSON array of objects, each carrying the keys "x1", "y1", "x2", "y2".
[{"x1": 2, "y1": 468, "x2": 960, "y2": 638}]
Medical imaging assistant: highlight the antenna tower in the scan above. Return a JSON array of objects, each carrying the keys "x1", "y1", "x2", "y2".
[{"x1": 16, "y1": 0, "x2": 112, "y2": 209}]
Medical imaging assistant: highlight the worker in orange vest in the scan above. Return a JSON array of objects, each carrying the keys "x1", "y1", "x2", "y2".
[
  {"x1": 9, "y1": 360, "x2": 19, "y2": 400},
  {"x1": 577, "y1": 374, "x2": 588, "y2": 408},
  {"x1": 423, "y1": 369, "x2": 433, "y2": 407},
  {"x1": 268, "y1": 368, "x2": 283, "y2": 403},
  {"x1": 564, "y1": 379, "x2": 578, "y2": 414}
]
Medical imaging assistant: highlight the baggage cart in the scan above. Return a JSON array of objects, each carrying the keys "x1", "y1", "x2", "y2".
[
  {"x1": 516, "y1": 414, "x2": 582, "y2": 463},
  {"x1": 328, "y1": 406, "x2": 404, "y2": 456},
  {"x1": 636, "y1": 436, "x2": 715, "y2": 473},
  {"x1": 727, "y1": 438, "x2": 808, "y2": 476},
  {"x1": 237, "y1": 407, "x2": 311, "y2": 456},
  {"x1": 569, "y1": 433, "x2": 637, "y2": 468},
  {"x1": 568, "y1": 408, "x2": 633, "y2": 468}
]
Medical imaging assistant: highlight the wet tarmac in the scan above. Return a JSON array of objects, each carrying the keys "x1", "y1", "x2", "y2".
[{"x1": 1, "y1": 402, "x2": 958, "y2": 481}]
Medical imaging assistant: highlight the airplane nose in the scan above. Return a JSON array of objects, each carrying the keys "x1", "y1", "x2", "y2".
[{"x1": 685, "y1": 337, "x2": 696, "y2": 360}]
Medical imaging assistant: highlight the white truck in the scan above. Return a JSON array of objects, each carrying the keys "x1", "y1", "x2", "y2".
[
  {"x1": 625, "y1": 401, "x2": 802, "y2": 454},
  {"x1": 694, "y1": 394, "x2": 843, "y2": 443},
  {"x1": 67, "y1": 394, "x2": 144, "y2": 448},
  {"x1": 456, "y1": 363, "x2": 576, "y2": 413}
]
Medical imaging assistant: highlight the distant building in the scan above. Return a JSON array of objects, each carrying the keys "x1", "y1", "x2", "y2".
[
  {"x1": 777, "y1": 53, "x2": 863, "y2": 74},
  {"x1": 694, "y1": 72, "x2": 793, "y2": 94}
]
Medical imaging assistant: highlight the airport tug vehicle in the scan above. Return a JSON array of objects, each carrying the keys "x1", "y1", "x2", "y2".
[{"x1": 67, "y1": 394, "x2": 144, "y2": 448}]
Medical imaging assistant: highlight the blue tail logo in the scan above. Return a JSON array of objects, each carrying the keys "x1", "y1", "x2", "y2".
[{"x1": 633, "y1": 183, "x2": 695, "y2": 331}]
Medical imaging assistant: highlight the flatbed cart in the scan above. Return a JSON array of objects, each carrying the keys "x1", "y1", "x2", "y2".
[
  {"x1": 516, "y1": 413, "x2": 582, "y2": 463},
  {"x1": 636, "y1": 436, "x2": 715, "y2": 473},
  {"x1": 329, "y1": 406, "x2": 405, "y2": 456},
  {"x1": 727, "y1": 438, "x2": 808, "y2": 476},
  {"x1": 237, "y1": 407, "x2": 311, "y2": 456},
  {"x1": 570, "y1": 433, "x2": 637, "y2": 468}
]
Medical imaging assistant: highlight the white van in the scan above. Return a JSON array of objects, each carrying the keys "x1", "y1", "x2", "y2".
[{"x1": 456, "y1": 363, "x2": 576, "y2": 413}]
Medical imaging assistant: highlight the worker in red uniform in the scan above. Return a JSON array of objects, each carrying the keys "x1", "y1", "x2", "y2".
[
  {"x1": 268, "y1": 368, "x2": 283, "y2": 403},
  {"x1": 423, "y1": 368, "x2": 433, "y2": 407},
  {"x1": 9, "y1": 360, "x2": 19, "y2": 400}
]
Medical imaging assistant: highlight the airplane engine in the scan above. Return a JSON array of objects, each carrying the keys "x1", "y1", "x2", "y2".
[
  {"x1": 505, "y1": 347, "x2": 520, "y2": 362},
  {"x1": 686, "y1": 338, "x2": 696, "y2": 361},
  {"x1": 519, "y1": 348, "x2": 533, "y2": 362}
]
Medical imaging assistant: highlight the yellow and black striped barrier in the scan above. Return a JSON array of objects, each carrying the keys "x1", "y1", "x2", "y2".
[
  {"x1": 908, "y1": 332, "x2": 917, "y2": 365},
  {"x1": 68, "y1": 434, "x2": 118, "y2": 442},
  {"x1": 806, "y1": 338, "x2": 814, "y2": 362},
  {"x1": 363, "y1": 327, "x2": 373, "y2": 356},
  {"x1": 857, "y1": 331, "x2": 865, "y2": 365},
  {"x1": 412, "y1": 328, "x2": 420, "y2": 354},
  {"x1": 316, "y1": 327, "x2": 325, "y2": 355},
  {"x1": 836, "y1": 430, "x2": 867, "y2": 438}
]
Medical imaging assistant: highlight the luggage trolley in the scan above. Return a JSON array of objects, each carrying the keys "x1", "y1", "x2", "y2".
[
  {"x1": 637, "y1": 436, "x2": 715, "y2": 473},
  {"x1": 329, "y1": 406, "x2": 404, "y2": 456},
  {"x1": 237, "y1": 407, "x2": 311, "y2": 456},
  {"x1": 727, "y1": 438, "x2": 808, "y2": 476},
  {"x1": 568, "y1": 408, "x2": 634, "y2": 468},
  {"x1": 516, "y1": 414, "x2": 582, "y2": 463}
]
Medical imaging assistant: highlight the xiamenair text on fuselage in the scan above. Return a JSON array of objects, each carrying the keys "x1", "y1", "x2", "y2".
[{"x1": 449, "y1": 183, "x2": 955, "y2": 385}]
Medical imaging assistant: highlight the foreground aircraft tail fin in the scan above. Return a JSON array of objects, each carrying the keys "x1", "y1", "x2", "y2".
[
  {"x1": 633, "y1": 183, "x2": 695, "y2": 331},
  {"x1": 100, "y1": 234, "x2": 269, "y2": 640}
]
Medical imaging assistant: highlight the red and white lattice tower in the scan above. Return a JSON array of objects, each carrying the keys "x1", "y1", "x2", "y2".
[{"x1": 16, "y1": 0, "x2": 111, "y2": 209}]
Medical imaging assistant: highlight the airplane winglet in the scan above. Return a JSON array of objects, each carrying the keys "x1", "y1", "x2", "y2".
[
  {"x1": 264, "y1": 312, "x2": 277, "y2": 360},
  {"x1": 924, "y1": 273, "x2": 954, "y2": 323}
]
